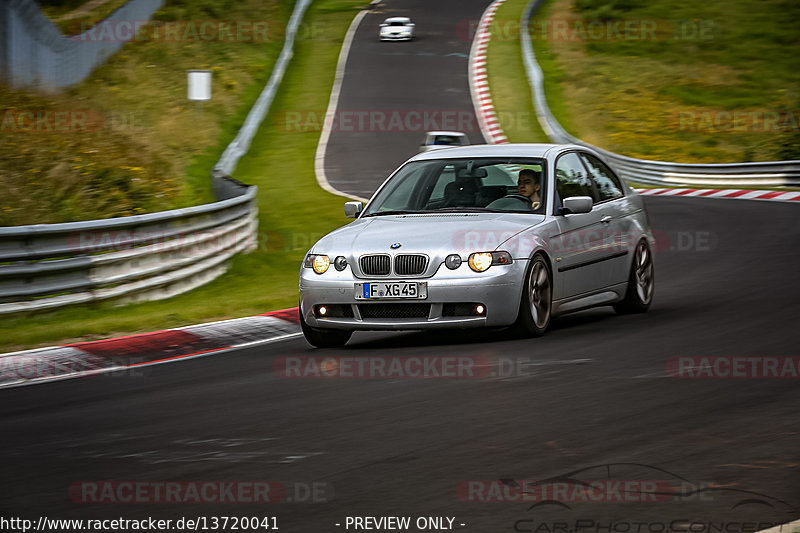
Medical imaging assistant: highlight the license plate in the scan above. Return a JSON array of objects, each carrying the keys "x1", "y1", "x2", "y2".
[{"x1": 355, "y1": 282, "x2": 427, "y2": 300}]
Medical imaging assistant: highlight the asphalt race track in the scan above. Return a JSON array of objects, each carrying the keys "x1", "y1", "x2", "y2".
[
  {"x1": 323, "y1": 0, "x2": 488, "y2": 198},
  {"x1": 1, "y1": 196, "x2": 799, "y2": 529},
  {"x1": 2, "y1": 0, "x2": 799, "y2": 531}
]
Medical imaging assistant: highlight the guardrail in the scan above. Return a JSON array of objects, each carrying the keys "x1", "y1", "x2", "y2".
[
  {"x1": 520, "y1": 0, "x2": 800, "y2": 188},
  {"x1": 0, "y1": 0, "x2": 315, "y2": 315},
  {"x1": 0, "y1": 181, "x2": 257, "y2": 314}
]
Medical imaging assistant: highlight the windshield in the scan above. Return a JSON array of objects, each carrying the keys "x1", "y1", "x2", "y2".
[{"x1": 362, "y1": 157, "x2": 547, "y2": 216}]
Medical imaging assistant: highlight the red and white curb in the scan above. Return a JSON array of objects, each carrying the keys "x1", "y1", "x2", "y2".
[
  {"x1": 467, "y1": 0, "x2": 800, "y2": 203},
  {"x1": 0, "y1": 308, "x2": 301, "y2": 389},
  {"x1": 469, "y1": 0, "x2": 509, "y2": 145},
  {"x1": 637, "y1": 188, "x2": 800, "y2": 202}
]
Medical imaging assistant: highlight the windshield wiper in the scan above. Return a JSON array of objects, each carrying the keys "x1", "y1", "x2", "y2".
[
  {"x1": 433, "y1": 207, "x2": 494, "y2": 213},
  {"x1": 361, "y1": 210, "x2": 425, "y2": 217}
]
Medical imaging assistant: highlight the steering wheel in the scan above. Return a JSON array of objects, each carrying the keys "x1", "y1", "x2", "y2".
[
  {"x1": 502, "y1": 194, "x2": 533, "y2": 205},
  {"x1": 486, "y1": 194, "x2": 541, "y2": 211}
]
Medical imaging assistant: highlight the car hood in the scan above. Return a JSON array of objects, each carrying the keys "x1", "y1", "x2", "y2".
[
  {"x1": 312, "y1": 213, "x2": 545, "y2": 258},
  {"x1": 381, "y1": 25, "x2": 412, "y2": 32}
]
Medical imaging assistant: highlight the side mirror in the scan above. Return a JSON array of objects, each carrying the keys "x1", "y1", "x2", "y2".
[
  {"x1": 560, "y1": 196, "x2": 593, "y2": 215},
  {"x1": 344, "y1": 201, "x2": 364, "y2": 218}
]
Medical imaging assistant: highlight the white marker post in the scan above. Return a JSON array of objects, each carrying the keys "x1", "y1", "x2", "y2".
[{"x1": 187, "y1": 69, "x2": 212, "y2": 115}]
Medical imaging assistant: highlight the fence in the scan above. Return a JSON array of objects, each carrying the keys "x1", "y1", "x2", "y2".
[
  {"x1": 1, "y1": 0, "x2": 164, "y2": 89},
  {"x1": 520, "y1": 0, "x2": 800, "y2": 188}
]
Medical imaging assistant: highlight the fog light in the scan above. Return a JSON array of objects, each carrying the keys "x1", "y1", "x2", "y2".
[
  {"x1": 445, "y1": 254, "x2": 462, "y2": 270},
  {"x1": 317, "y1": 305, "x2": 328, "y2": 316},
  {"x1": 475, "y1": 304, "x2": 485, "y2": 316}
]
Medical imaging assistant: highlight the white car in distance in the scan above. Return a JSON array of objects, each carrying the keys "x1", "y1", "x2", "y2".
[
  {"x1": 379, "y1": 17, "x2": 415, "y2": 41},
  {"x1": 420, "y1": 131, "x2": 470, "y2": 152}
]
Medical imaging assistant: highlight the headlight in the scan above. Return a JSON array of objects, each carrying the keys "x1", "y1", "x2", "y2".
[
  {"x1": 334, "y1": 256, "x2": 348, "y2": 271},
  {"x1": 468, "y1": 251, "x2": 513, "y2": 272},
  {"x1": 304, "y1": 254, "x2": 330, "y2": 274},
  {"x1": 468, "y1": 253, "x2": 493, "y2": 272}
]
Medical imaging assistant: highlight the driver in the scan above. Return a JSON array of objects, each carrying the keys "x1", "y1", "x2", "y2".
[{"x1": 517, "y1": 169, "x2": 541, "y2": 210}]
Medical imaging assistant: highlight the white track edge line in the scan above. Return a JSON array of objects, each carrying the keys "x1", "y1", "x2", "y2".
[{"x1": 313, "y1": 6, "x2": 370, "y2": 203}]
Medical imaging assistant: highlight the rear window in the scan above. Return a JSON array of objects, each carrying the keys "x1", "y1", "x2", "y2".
[{"x1": 432, "y1": 136, "x2": 461, "y2": 146}]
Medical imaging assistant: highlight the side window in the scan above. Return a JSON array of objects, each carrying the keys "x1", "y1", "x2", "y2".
[
  {"x1": 378, "y1": 166, "x2": 427, "y2": 211},
  {"x1": 580, "y1": 153, "x2": 624, "y2": 201},
  {"x1": 482, "y1": 166, "x2": 517, "y2": 186},
  {"x1": 428, "y1": 166, "x2": 456, "y2": 202},
  {"x1": 555, "y1": 152, "x2": 597, "y2": 205}
]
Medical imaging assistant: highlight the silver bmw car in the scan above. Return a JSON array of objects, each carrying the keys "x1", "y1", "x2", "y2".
[{"x1": 300, "y1": 144, "x2": 654, "y2": 347}]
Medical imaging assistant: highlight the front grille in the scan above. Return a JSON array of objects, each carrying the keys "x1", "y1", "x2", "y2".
[
  {"x1": 358, "y1": 303, "x2": 430, "y2": 319},
  {"x1": 394, "y1": 254, "x2": 428, "y2": 276},
  {"x1": 360, "y1": 254, "x2": 391, "y2": 276}
]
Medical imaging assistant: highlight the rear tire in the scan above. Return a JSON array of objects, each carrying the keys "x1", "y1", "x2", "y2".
[
  {"x1": 300, "y1": 306, "x2": 352, "y2": 348},
  {"x1": 614, "y1": 239, "x2": 654, "y2": 314},
  {"x1": 511, "y1": 254, "x2": 552, "y2": 337}
]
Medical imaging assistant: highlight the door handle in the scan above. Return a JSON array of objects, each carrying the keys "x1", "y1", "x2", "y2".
[{"x1": 600, "y1": 215, "x2": 612, "y2": 224}]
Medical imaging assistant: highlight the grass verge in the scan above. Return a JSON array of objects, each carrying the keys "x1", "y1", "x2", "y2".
[
  {"x1": 495, "y1": 0, "x2": 800, "y2": 163},
  {"x1": 0, "y1": 0, "x2": 366, "y2": 353},
  {"x1": 485, "y1": 0, "x2": 549, "y2": 143},
  {"x1": 39, "y1": 0, "x2": 131, "y2": 35},
  {"x1": 1, "y1": 0, "x2": 295, "y2": 225}
]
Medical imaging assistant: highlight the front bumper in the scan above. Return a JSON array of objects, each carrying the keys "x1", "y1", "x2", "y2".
[
  {"x1": 380, "y1": 34, "x2": 412, "y2": 41},
  {"x1": 299, "y1": 260, "x2": 527, "y2": 330}
]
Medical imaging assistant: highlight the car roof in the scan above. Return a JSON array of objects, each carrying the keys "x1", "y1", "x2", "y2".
[
  {"x1": 426, "y1": 131, "x2": 467, "y2": 137},
  {"x1": 408, "y1": 143, "x2": 585, "y2": 161},
  {"x1": 384, "y1": 17, "x2": 411, "y2": 23}
]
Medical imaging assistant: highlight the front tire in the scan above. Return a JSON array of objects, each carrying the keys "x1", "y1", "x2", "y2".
[
  {"x1": 300, "y1": 307, "x2": 352, "y2": 348},
  {"x1": 512, "y1": 254, "x2": 552, "y2": 337},
  {"x1": 614, "y1": 238, "x2": 654, "y2": 314}
]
